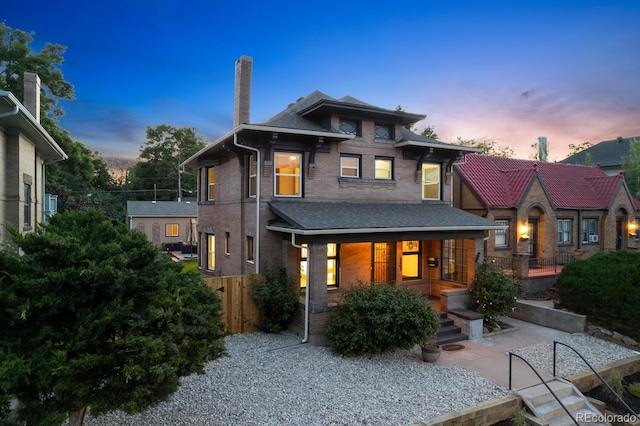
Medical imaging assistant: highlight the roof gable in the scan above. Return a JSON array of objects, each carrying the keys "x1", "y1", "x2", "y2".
[{"x1": 456, "y1": 154, "x2": 627, "y2": 210}]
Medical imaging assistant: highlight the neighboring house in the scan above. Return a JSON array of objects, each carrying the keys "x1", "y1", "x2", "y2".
[
  {"x1": 0, "y1": 73, "x2": 67, "y2": 244},
  {"x1": 126, "y1": 200, "x2": 198, "y2": 249},
  {"x1": 182, "y1": 56, "x2": 502, "y2": 345},
  {"x1": 560, "y1": 136, "x2": 640, "y2": 176},
  {"x1": 454, "y1": 154, "x2": 639, "y2": 268}
]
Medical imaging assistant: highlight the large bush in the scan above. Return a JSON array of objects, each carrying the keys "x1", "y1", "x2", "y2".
[
  {"x1": 556, "y1": 250, "x2": 640, "y2": 340},
  {"x1": 468, "y1": 261, "x2": 520, "y2": 331},
  {"x1": 325, "y1": 284, "x2": 440, "y2": 357},
  {"x1": 249, "y1": 268, "x2": 299, "y2": 333}
]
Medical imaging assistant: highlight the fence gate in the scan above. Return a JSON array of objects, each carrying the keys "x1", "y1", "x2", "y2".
[{"x1": 204, "y1": 275, "x2": 260, "y2": 334}]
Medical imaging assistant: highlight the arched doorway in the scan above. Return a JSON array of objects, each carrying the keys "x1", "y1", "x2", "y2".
[{"x1": 615, "y1": 207, "x2": 629, "y2": 250}]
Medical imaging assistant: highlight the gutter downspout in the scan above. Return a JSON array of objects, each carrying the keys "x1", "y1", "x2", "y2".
[
  {"x1": 290, "y1": 232, "x2": 309, "y2": 343},
  {"x1": 233, "y1": 133, "x2": 260, "y2": 274},
  {"x1": 0, "y1": 105, "x2": 19, "y2": 118}
]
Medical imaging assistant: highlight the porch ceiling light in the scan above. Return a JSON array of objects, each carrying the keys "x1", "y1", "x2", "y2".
[
  {"x1": 519, "y1": 224, "x2": 529, "y2": 240},
  {"x1": 629, "y1": 221, "x2": 637, "y2": 236}
]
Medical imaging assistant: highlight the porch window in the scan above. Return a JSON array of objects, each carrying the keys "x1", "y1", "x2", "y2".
[
  {"x1": 558, "y1": 219, "x2": 572, "y2": 244},
  {"x1": 375, "y1": 157, "x2": 393, "y2": 180},
  {"x1": 275, "y1": 152, "x2": 302, "y2": 197},
  {"x1": 23, "y1": 183, "x2": 32, "y2": 227},
  {"x1": 581, "y1": 218, "x2": 598, "y2": 244},
  {"x1": 401, "y1": 240, "x2": 421, "y2": 279},
  {"x1": 248, "y1": 154, "x2": 257, "y2": 198},
  {"x1": 340, "y1": 155, "x2": 361, "y2": 178},
  {"x1": 207, "y1": 235, "x2": 215, "y2": 271},
  {"x1": 246, "y1": 236, "x2": 255, "y2": 263},
  {"x1": 207, "y1": 167, "x2": 215, "y2": 201},
  {"x1": 165, "y1": 223, "x2": 179, "y2": 237},
  {"x1": 442, "y1": 239, "x2": 468, "y2": 283},
  {"x1": 421, "y1": 163, "x2": 440, "y2": 200},
  {"x1": 299, "y1": 243, "x2": 339, "y2": 288},
  {"x1": 495, "y1": 220, "x2": 509, "y2": 248}
]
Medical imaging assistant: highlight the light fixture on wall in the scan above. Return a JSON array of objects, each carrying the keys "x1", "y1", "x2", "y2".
[
  {"x1": 519, "y1": 224, "x2": 529, "y2": 240},
  {"x1": 629, "y1": 221, "x2": 638, "y2": 237}
]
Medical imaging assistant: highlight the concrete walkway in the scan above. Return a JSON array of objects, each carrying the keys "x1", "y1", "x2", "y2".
[{"x1": 429, "y1": 316, "x2": 572, "y2": 390}]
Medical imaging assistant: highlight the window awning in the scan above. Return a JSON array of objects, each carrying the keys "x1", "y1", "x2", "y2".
[{"x1": 267, "y1": 202, "x2": 504, "y2": 236}]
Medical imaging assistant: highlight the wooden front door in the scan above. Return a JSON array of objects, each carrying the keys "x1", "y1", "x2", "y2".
[
  {"x1": 528, "y1": 219, "x2": 538, "y2": 267},
  {"x1": 616, "y1": 218, "x2": 623, "y2": 250}
]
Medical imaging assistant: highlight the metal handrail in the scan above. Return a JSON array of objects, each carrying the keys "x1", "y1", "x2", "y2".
[
  {"x1": 553, "y1": 340, "x2": 638, "y2": 417},
  {"x1": 509, "y1": 352, "x2": 579, "y2": 425}
]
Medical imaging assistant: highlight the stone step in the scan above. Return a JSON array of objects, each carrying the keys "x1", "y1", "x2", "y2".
[{"x1": 519, "y1": 380, "x2": 574, "y2": 406}]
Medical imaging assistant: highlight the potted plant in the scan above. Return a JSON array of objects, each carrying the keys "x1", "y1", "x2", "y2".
[{"x1": 420, "y1": 339, "x2": 441, "y2": 362}]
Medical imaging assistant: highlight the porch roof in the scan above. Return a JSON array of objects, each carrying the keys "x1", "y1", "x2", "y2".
[{"x1": 267, "y1": 202, "x2": 503, "y2": 235}]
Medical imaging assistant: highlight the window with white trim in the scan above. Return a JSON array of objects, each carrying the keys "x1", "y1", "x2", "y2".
[
  {"x1": 300, "y1": 243, "x2": 339, "y2": 288},
  {"x1": 246, "y1": 236, "x2": 255, "y2": 263},
  {"x1": 581, "y1": 218, "x2": 598, "y2": 244},
  {"x1": 421, "y1": 163, "x2": 440, "y2": 200},
  {"x1": 558, "y1": 219, "x2": 572, "y2": 244},
  {"x1": 165, "y1": 223, "x2": 179, "y2": 237},
  {"x1": 340, "y1": 155, "x2": 360, "y2": 178},
  {"x1": 375, "y1": 157, "x2": 393, "y2": 180},
  {"x1": 207, "y1": 235, "x2": 215, "y2": 270},
  {"x1": 275, "y1": 152, "x2": 302, "y2": 197},
  {"x1": 495, "y1": 220, "x2": 509, "y2": 248}
]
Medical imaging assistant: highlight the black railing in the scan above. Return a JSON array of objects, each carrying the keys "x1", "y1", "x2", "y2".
[
  {"x1": 485, "y1": 256, "x2": 515, "y2": 274},
  {"x1": 553, "y1": 341, "x2": 638, "y2": 417},
  {"x1": 508, "y1": 352, "x2": 578, "y2": 425}
]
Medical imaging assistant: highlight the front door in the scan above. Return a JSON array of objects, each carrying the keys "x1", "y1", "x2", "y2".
[
  {"x1": 528, "y1": 219, "x2": 538, "y2": 267},
  {"x1": 372, "y1": 242, "x2": 395, "y2": 284},
  {"x1": 616, "y1": 218, "x2": 623, "y2": 250}
]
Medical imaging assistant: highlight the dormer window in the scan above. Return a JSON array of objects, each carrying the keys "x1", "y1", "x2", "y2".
[
  {"x1": 375, "y1": 123, "x2": 392, "y2": 140},
  {"x1": 339, "y1": 119, "x2": 360, "y2": 136}
]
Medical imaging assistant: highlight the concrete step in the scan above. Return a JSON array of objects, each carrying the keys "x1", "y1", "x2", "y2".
[{"x1": 518, "y1": 379, "x2": 574, "y2": 406}]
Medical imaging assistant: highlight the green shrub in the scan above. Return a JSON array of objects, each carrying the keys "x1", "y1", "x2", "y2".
[
  {"x1": 628, "y1": 382, "x2": 640, "y2": 399},
  {"x1": 249, "y1": 268, "x2": 299, "y2": 333},
  {"x1": 325, "y1": 284, "x2": 440, "y2": 357},
  {"x1": 468, "y1": 261, "x2": 519, "y2": 331},
  {"x1": 556, "y1": 250, "x2": 640, "y2": 340},
  {"x1": 605, "y1": 369, "x2": 625, "y2": 403}
]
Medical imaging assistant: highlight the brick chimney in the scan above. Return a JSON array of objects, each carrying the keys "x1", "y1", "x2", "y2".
[
  {"x1": 23, "y1": 72, "x2": 41, "y2": 123},
  {"x1": 233, "y1": 55, "x2": 252, "y2": 128}
]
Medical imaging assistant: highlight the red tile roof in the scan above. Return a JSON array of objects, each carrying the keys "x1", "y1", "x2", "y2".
[{"x1": 456, "y1": 154, "x2": 627, "y2": 209}]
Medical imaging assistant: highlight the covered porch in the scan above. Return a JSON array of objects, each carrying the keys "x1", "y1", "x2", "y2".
[{"x1": 267, "y1": 201, "x2": 504, "y2": 345}]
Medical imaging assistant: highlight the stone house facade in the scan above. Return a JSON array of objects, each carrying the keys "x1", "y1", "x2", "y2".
[{"x1": 183, "y1": 56, "x2": 502, "y2": 344}]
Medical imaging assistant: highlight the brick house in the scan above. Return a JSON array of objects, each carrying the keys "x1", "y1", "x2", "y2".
[
  {"x1": 183, "y1": 57, "x2": 502, "y2": 344},
  {"x1": 0, "y1": 73, "x2": 67, "y2": 244},
  {"x1": 454, "y1": 154, "x2": 640, "y2": 277}
]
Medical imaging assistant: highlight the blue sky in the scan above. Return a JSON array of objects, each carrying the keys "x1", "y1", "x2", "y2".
[{"x1": 4, "y1": 0, "x2": 640, "y2": 161}]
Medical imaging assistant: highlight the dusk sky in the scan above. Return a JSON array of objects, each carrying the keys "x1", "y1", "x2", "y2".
[{"x1": 4, "y1": 0, "x2": 640, "y2": 162}]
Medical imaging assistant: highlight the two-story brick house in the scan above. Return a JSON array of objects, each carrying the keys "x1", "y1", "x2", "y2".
[
  {"x1": 0, "y1": 73, "x2": 67, "y2": 244},
  {"x1": 454, "y1": 154, "x2": 639, "y2": 269},
  {"x1": 183, "y1": 56, "x2": 502, "y2": 344}
]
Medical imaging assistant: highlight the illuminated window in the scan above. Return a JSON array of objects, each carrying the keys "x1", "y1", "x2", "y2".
[
  {"x1": 421, "y1": 163, "x2": 440, "y2": 200},
  {"x1": 375, "y1": 158, "x2": 393, "y2": 180},
  {"x1": 340, "y1": 155, "x2": 360, "y2": 178},
  {"x1": 248, "y1": 154, "x2": 257, "y2": 198},
  {"x1": 402, "y1": 240, "x2": 420, "y2": 279},
  {"x1": 275, "y1": 152, "x2": 302, "y2": 197},
  {"x1": 300, "y1": 243, "x2": 339, "y2": 288},
  {"x1": 165, "y1": 223, "x2": 179, "y2": 237},
  {"x1": 207, "y1": 167, "x2": 215, "y2": 201},
  {"x1": 207, "y1": 235, "x2": 215, "y2": 270}
]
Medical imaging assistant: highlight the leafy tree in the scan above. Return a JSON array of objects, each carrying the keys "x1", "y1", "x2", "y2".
[
  {"x1": 0, "y1": 209, "x2": 226, "y2": 426},
  {"x1": 567, "y1": 141, "x2": 593, "y2": 156},
  {"x1": 395, "y1": 105, "x2": 439, "y2": 139},
  {"x1": 127, "y1": 125, "x2": 207, "y2": 200},
  {"x1": 622, "y1": 138, "x2": 640, "y2": 198},
  {"x1": 468, "y1": 261, "x2": 519, "y2": 331},
  {"x1": 456, "y1": 137, "x2": 514, "y2": 158}
]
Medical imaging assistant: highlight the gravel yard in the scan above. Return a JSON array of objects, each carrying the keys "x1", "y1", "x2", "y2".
[{"x1": 83, "y1": 331, "x2": 639, "y2": 426}]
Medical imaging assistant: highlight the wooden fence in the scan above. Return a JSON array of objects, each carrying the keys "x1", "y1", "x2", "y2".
[{"x1": 203, "y1": 275, "x2": 260, "y2": 334}]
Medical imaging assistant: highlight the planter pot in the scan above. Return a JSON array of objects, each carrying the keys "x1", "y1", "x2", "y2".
[{"x1": 421, "y1": 345, "x2": 442, "y2": 362}]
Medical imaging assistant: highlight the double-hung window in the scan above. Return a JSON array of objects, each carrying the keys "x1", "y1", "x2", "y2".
[
  {"x1": 248, "y1": 154, "x2": 257, "y2": 198},
  {"x1": 166, "y1": 223, "x2": 179, "y2": 237},
  {"x1": 495, "y1": 220, "x2": 509, "y2": 248},
  {"x1": 207, "y1": 235, "x2": 215, "y2": 270},
  {"x1": 581, "y1": 218, "x2": 598, "y2": 243},
  {"x1": 275, "y1": 152, "x2": 302, "y2": 197},
  {"x1": 421, "y1": 163, "x2": 440, "y2": 200},
  {"x1": 558, "y1": 219, "x2": 572, "y2": 244},
  {"x1": 23, "y1": 183, "x2": 32, "y2": 227},
  {"x1": 340, "y1": 155, "x2": 360, "y2": 178},
  {"x1": 375, "y1": 157, "x2": 393, "y2": 180},
  {"x1": 207, "y1": 167, "x2": 215, "y2": 201}
]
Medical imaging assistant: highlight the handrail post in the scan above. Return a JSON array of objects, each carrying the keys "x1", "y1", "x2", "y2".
[
  {"x1": 553, "y1": 341, "x2": 557, "y2": 377},
  {"x1": 508, "y1": 352, "x2": 513, "y2": 390}
]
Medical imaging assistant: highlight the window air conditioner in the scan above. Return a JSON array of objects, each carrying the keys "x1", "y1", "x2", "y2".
[{"x1": 589, "y1": 234, "x2": 599, "y2": 243}]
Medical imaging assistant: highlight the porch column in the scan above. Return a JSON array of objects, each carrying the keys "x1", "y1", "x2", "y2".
[{"x1": 307, "y1": 242, "x2": 328, "y2": 313}]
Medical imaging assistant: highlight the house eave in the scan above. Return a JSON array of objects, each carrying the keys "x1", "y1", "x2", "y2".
[{"x1": 266, "y1": 224, "x2": 506, "y2": 236}]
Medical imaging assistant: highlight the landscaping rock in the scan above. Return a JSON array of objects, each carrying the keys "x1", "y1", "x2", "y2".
[
  {"x1": 622, "y1": 335, "x2": 638, "y2": 346},
  {"x1": 613, "y1": 331, "x2": 625, "y2": 340}
]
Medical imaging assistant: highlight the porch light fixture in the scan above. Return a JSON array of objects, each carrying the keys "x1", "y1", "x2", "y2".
[
  {"x1": 519, "y1": 224, "x2": 529, "y2": 240},
  {"x1": 629, "y1": 221, "x2": 638, "y2": 237}
]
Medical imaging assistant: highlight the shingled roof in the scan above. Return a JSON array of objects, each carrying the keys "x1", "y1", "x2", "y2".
[
  {"x1": 456, "y1": 154, "x2": 630, "y2": 210},
  {"x1": 126, "y1": 201, "x2": 197, "y2": 217},
  {"x1": 560, "y1": 136, "x2": 640, "y2": 168}
]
